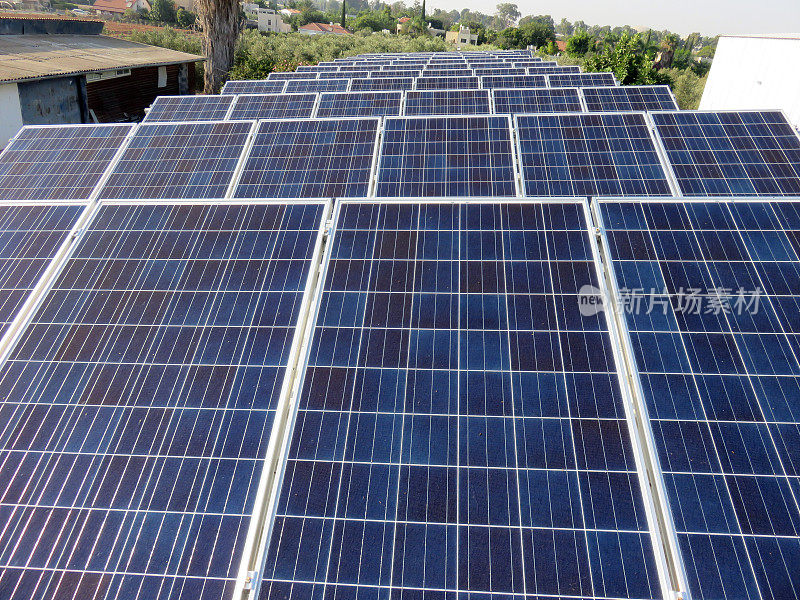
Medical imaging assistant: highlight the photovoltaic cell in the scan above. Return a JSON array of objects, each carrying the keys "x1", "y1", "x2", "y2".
[
  {"x1": 515, "y1": 113, "x2": 673, "y2": 197},
  {"x1": 0, "y1": 200, "x2": 327, "y2": 600},
  {"x1": 285, "y1": 79, "x2": 349, "y2": 93},
  {"x1": 0, "y1": 203, "x2": 83, "y2": 335},
  {"x1": 228, "y1": 93, "x2": 317, "y2": 120},
  {"x1": 256, "y1": 199, "x2": 666, "y2": 600},
  {"x1": 142, "y1": 95, "x2": 235, "y2": 122},
  {"x1": 317, "y1": 71, "x2": 370, "y2": 79},
  {"x1": 493, "y1": 87, "x2": 583, "y2": 115},
  {"x1": 415, "y1": 76, "x2": 480, "y2": 90},
  {"x1": 99, "y1": 121, "x2": 253, "y2": 200},
  {"x1": 234, "y1": 118, "x2": 379, "y2": 198},
  {"x1": 267, "y1": 72, "x2": 318, "y2": 80},
  {"x1": 651, "y1": 110, "x2": 800, "y2": 196},
  {"x1": 549, "y1": 73, "x2": 618, "y2": 87},
  {"x1": 404, "y1": 89, "x2": 491, "y2": 116},
  {"x1": 582, "y1": 85, "x2": 679, "y2": 112},
  {"x1": 473, "y1": 67, "x2": 527, "y2": 77},
  {"x1": 481, "y1": 74, "x2": 547, "y2": 89},
  {"x1": 315, "y1": 91, "x2": 402, "y2": 117},
  {"x1": 597, "y1": 197, "x2": 800, "y2": 600},
  {"x1": 349, "y1": 77, "x2": 415, "y2": 91},
  {"x1": 421, "y1": 69, "x2": 476, "y2": 78},
  {"x1": 378, "y1": 69, "x2": 421, "y2": 78},
  {"x1": 528, "y1": 65, "x2": 583, "y2": 75},
  {"x1": 221, "y1": 80, "x2": 286, "y2": 94},
  {"x1": 376, "y1": 116, "x2": 516, "y2": 197},
  {"x1": 0, "y1": 125, "x2": 132, "y2": 201}
]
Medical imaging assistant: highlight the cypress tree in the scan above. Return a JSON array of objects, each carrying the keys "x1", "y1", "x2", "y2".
[{"x1": 341, "y1": 0, "x2": 346, "y2": 29}]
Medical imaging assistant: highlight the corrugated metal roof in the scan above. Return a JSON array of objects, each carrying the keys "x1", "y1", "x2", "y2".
[{"x1": 0, "y1": 33, "x2": 204, "y2": 83}]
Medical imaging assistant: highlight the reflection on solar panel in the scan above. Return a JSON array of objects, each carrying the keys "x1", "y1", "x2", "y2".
[
  {"x1": 474, "y1": 67, "x2": 527, "y2": 77},
  {"x1": 481, "y1": 74, "x2": 547, "y2": 89},
  {"x1": 0, "y1": 200, "x2": 327, "y2": 600},
  {"x1": 597, "y1": 197, "x2": 800, "y2": 600},
  {"x1": 0, "y1": 203, "x2": 83, "y2": 335},
  {"x1": 376, "y1": 116, "x2": 516, "y2": 196},
  {"x1": 256, "y1": 199, "x2": 667, "y2": 600},
  {"x1": 267, "y1": 72, "x2": 318, "y2": 80},
  {"x1": 549, "y1": 73, "x2": 618, "y2": 87},
  {"x1": 493, "y1": 87, "x2": 583, "y2": 114},
  {"x1": 99, "y1": 121, "x2": 253, "y2": 199},
  {"x1": 516, "y1": 113, "x2": 673, "y2": 196},
  {"x1": 234, "y1": 118, "x2": 379, "y2": 198},
  {"x1": 404, "y1": 89, "x2": 491, "y2": 115},
  {"x1": 229, "y1": 93, "x2": 317, "y2": 120},
  {"x1": 415, "y1": 76, "x2": 480, "y2": 90},
  {"x1": 285, "y1": 79, "x2": 349, "y2": 93},
  {"x1": 221, "y1": 80, "x2": 286, "y2": 94},
  {"x1": 315, "y1": 91, "x2": 402, "y2": 117},
  {"x1": 0, "y1": 124, "x2": 132, "y2": 201},
  {"x1": 582, "y1": 85, "x2": 679, "y2": 112},
  {"x1": 349, "y1": 77, "x2": 415, "y2": 91},
  {"x1": 528, "y1": 65, "x2": 583, "y2": 75},
  {"x1": 142, "y1": 95, "x2": 234, "y2": 122},
  {"x1": 651, "y1": 111, "x2": 800, "y2": 196}
]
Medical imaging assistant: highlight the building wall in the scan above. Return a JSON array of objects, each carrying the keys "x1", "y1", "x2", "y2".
[
  {"x1": 700, "y1": 35, "x2": 800, "y2": 129},
  {"x1": 18, "y1": 76, "x2": 87, "y2": 125},
  {"x1": 0, "y1": 83, "x2": 24, "y2": 148}
]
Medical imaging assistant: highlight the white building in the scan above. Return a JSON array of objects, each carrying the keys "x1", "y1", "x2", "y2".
[
  {"x1": 700, "y1": 34, "x2": 800, "y2": 129},
  {"x1": 256, "y1": 8, "x2": 291, "y2": 33},
  {"x1": 446, "y1": 25, "x2": 478, "y2": 46}
]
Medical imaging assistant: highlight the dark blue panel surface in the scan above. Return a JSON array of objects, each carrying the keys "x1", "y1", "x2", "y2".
[
  {"x1": 415, "y1": 76, "x2": 481, "y2": 90},
  {"x1": 221, "y1": 80, "x2": 286, "y2": 94},
  {"x1": 548, "y1": 73, "x2": 618, "y2": 87},
  {"x1": 493, "y1": 87, "x2": 583, "y2": 115},
  {"x1": 256, "y1": 200, "x2": 664, "y2": 600},
  {"x1": 0, "y1": 201, "x2": 326, "y2": 600},
  {"x1": 582, "y1": 86, "x2": 678, "y2": 112},
  {"x1": 481, "y1": 74, "x2": 547, "y2": 89},
  {"x1": 142, "y1": 95, "x2": 234, "y2": 122},
  {"x1": 349, "y1": 77, "x2": 415, "y2": 91},
  {"x1": 404, "y1": 90, "x2": 491, "y2": 116},
  {"x1": 316, "y1": 91, "x2": 402, "y2": 118},
  {"x1": 285, "y1": 79, "x2": 349, "y2": 93},
  {"x1": 229, "y1": 93, "x2": 317, "y2": 120},
  {"x1": 528, "y1": 65, "x2": 582, "y2": 75}
]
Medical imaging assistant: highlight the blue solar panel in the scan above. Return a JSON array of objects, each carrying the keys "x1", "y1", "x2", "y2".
[
  {"x1": 651, "y1": 110, "x2": 800, "y2": 196},
  {"x1": 233, "y1": 118, "x2": 379, "y2": 199},
  {"x1": 285, "y1": 79, "x2": 349, "y2": 93},
  {"x1": 515, "y1": 113, "x2": 673, "y2": 197},
  {"x1": 267, "y1": 72, "x2": 318, "y2": 80},
  {"x1": 229, "y1": 93, "x2": 317, "y2": 120},
  {"x1": 404, "y1": 89, "x2": 491, "y2": 115},
  {"x1": 0, "y1": 200, "x2": 327, "y2": 600},
  {"x1": 0, "y1": 124, "x2": 132, "y2": 201},
  {"x1": 528, "y1": 65, "x2": 583, "y2": 75},
  {"x1": 582, "y1": 85, "x2": 679, "y2": 112},
  {"x1": 376, "y1": 116, "x2": 517, "y2": 197},
  {"x1": 421, "y1": 68, "x2": 475, "y2": 78},
  {"x1": 0, "y1": 203, "x2": 84, "y2": 335},
  {"x1": 415, "y1": 76, "x2": 481, "y2": 90},
  {"x1": 473, "y1": 67, "x2": 527, "y2": 77},
  {"x1": 378, "y1": 69, "x2": 422, "y2": 78},
  {"x1": 349, "y1": 77, "x2": 415, "y2": 91},
  {"x1": 481, "y1": 74, "x2": 547, "y2": 89},
  {"x1": 597, "y1": 197, "x2": 800, "y2": 600},
  {"x1": 315, "y1": 91, "x2": 402, "y2": 117},
  {"x1": 142, "y1": 95, "x2": 234, "y2": 122},
  {"x1": 255, "y1": 199, "x2": 668, "y2": 600},
  {"x1": 99, "y1": 121, "x2": 254, "y2": 199},
  {"x1": 549, "y1": 73, "x2": 618, "y2": 87},
  {"x1": 221, "y1": 80, "x2": 286, "y2": 94},
  {"x1": 493, "y1": 87, "x2": 584, "y2": 114}
]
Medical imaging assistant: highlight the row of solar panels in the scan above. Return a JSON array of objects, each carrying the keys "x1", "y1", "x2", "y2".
[
  {"x1": 330, "y1": 48, "x2": 534, "y2": 60},
  {"x1": 269, "y1": 63, "x2": 569, "y2": 77},
  {"x1": 0, "y1": 196, "x2": 797, "y2": 600},
  {"x1": 143, "y1": 86, "x2": 678, "y2": 123},
  {"x1": 221, "y1": 72, "x2": 618, "y2": 94},
  {"x1": 2, "y1": 109, "x2": 799, "y2": 202}
]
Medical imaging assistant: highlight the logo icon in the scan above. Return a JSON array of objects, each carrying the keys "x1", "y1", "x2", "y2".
[{"x1": 578, "y1": 284, "x2": 604, "y2": 317}]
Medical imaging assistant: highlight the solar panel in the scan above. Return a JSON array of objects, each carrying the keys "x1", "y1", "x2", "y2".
[
  {"x1": 582, "y1": 85, "x2": 679, "y2": 112},
  {"x1": 317, "y1": 70, "x2": 370, "y2": 79},
  {"x1": 493, "y1": 87, "x2": 584, "y2": 114},
  {"x1": 296, "y1": 65, "x2": 340, "y2": 72},
  {"x1": 651, "y1": 110, "x2": 800, "y2": 196},
  {"x1": 404, "y1": 89, "x2": 491, "y2": 115},
  {"x1": 376, "y1": 116, "x2": 517, "y2": 196},
  {"x1": 338, "y1": 65, "x2": 379, "y2": 72},
  {"x1": 515, "y1": 112, "x2": 674, "y2": 197},
  {"x1": 285, "y1": 79, "x2": 349, "y2": 93},
  {"x1": 229, "y1": 93, "x2": 317, "y2": 120},
  {"x1": 0, "y1": 124, "x2": 132, "y2": 201},
  {"x1": 481, "y1": 74, "x2": 547, "y2": 89},
  {"x1": 549, "y1": 73, "x2": 618, "y2": 87},
  {"x1": 315, "y1": 91, "x2": 402, "y2": 117},
  {"x1": 142, "y1": 95, "x2": 235, "y2": 122},
  {"x1": 415, "y1": 76, "x2": 480, "y2": 90},
  {"x1": 0, "y1": 203, "x2": 84, "y2": 336},
  {"x1": 255, "y1": 198, "x2": 669, "y2": 600},
  {"x1": 99, "y1": 121, "x2": 254, "y2": 200},
  {"x1": 267, "y1": 71, "x2": 318, "y2": 80},
  {"x1": 421, "y1": 68, "x2": 475, "y2": 78},
  {"x1": 528, "y1": 65, "x2": 583, "y2": 75},
  {"x1": 378, "y1": 69, "x2": 421, "y2": 78},
  {"x1": 233, "y1": 118, "x2": 379, "y2": 198},
  {"x1": 221, "y1": 80, "x2": 286, "y2": 94},
  {"x1": 596, "y1": 197, "x2": 800, "y2": 600},
  {"x1": 349, "y1": 77, "x2": 415, "y2": 91},
  {"x1": 0, "y1": 200, "x2": 328, "y2": 600},
  {"x1": 473, "y1": 67, "x2": 527, "y2": 77}
]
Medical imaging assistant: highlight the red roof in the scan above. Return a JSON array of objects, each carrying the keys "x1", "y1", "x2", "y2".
[
  {"x1": 93, "y1": 0, "x2": 139, "y2": 12},
  {"x1": 299, "y1": 22, "x2": 351, "y2": 34},
  {"x1": 556, "y1": 40, "x2": 566, "y2": 51},
  {"x1": 398, "y1": 16, "x2": 411, "y2": 23}
]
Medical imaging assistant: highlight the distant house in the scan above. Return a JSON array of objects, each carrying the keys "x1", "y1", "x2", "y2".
[
  {"x1": 279, "y1": 7, "x2": 300, "y2": 17},
  {"x1": 93, "y1": 0, "x2": 150, "y2": 16},
  {"x1": 298, "y1": 22, "x2": 351, "y2": 35},
  {"x1": 446, "y1": 25, "x2": 478, "y2": 45},
  {"x1": 256, "y1": 8, "x2": 290, "y2": 33}
]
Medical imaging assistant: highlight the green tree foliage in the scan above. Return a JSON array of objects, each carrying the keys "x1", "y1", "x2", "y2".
[
  {"x1": 341, "y1": 0, "x2": 346, "y2": 27},
  {"x1": 494, "y1": 14, "x2": 554, "y2": 49},
  {"x1": 555, "y1": 17, "x2": 572, "y2": 36},
  {"x1": 400, "y1": 15, "x2": 430, "y2": 36},
  {"x1": 351, "y1": 6, "x2": 395, "y2": 31},
  {"x1": 493, "y1": 2, "x2": 520, "y2": 29},
  {"x1": 584, "y1": 33, "x2": 669, "y2": 85},
  {"x1": 149, "y1": 0, "x2": 177, "y2": 23},
  {"x1": 660, "y1": 67, "x2": 708, "y2": 109},
  {"x1": 565, "y1": 29, "x2": 592, "y2": 56},
  {"x1": 176, "y1": 8, "x2": 196, "y2": 28}
]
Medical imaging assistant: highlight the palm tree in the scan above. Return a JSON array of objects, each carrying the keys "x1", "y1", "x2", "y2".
[{"x1": 197, "y1": 0, "x2": 240, "y2": 93}]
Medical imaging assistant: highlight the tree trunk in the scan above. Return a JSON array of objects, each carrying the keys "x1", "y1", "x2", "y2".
[{"x1": 197, "y1": 0, "x2": 240, "y2": 94}]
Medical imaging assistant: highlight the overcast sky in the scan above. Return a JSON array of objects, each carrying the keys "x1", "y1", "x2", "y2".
[{"x1": 428, "y1": 0, "x2": 800, "y2": 36}]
